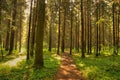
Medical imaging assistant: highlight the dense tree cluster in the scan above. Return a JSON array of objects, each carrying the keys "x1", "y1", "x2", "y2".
[{"x1": 0, "y1": 0, "x2": 120, "y2": 68}]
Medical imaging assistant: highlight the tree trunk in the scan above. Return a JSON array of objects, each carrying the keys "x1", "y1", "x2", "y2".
[
  {"x1": 87, "y1": 0, "x2": 90, "y2": 55},
  {"x1": 77, "y1": 16, "x2": 80, "y2": 52},
  {"x1": 34, "y1": 0, "x2": 45, "y2": 68},
  {"x1": 15, "y1": 27, "x2": 18, "y2": 50},
  {"x1": 0, "y1": 7, "x2": 2, "y2": 47},
  {"x1": 61, "y1": 8, "x2": 66, "y2": 53},
  {"x1": 0, "y1": 5, "x2": 3, "y2": 59},
  {"x1": 81, "y1": 0, "x2": 85, "y2": 58},
  {"x1": 57, "y1": 5, "x2": 61, "y2": 55},
  {"x1": 30, "y1": 0, "x2": 37, "y2": 57},
  {"x1": 27, "y1": 0, "x2": 33, "y2": 60},
  {"x1": 96, "y1": 2, "x2": 99, "y2": 57},
  {"x1": 101, "y1": 3, "x2": 105, "y2": 47},
  {"x1": 5, "y1": 19, "x2": 10, "y2": 51},
  {"x1": 19, "y1": 8, "x2": 22, "y2": 52},
  {"x1": 48, "y1": 9, "x2": 53, "y2": 52},
  {"x1": 112, "y1": 2, "x2": 117, "y2": 55},
  {"x1": 116, "y1": 2, "x2": 119, "y2": 54},
  {"x1": 30, "y1": 19, "x2": 36, "y2": 56},
  {"x1": 8, "y1": 0, "x2": 17, "y2": 55},
  {"x1": 70, "y1": 8, "x2": 73, "y2": 55}
]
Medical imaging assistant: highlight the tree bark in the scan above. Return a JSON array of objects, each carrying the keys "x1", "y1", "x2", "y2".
[
  {"x1": 19, "y1": 8, "x2": 22, "y2": 52},
  {"x1": 30, "y1": 0, "x2": 37, "y2": 57},
  {"x1": 48, "y1": 9, "x2": 53, "y2": 52},
  {"x1": 70, "y1": 8, "x2": 73, "y2": 55},
  {"x1": 61, "y1": 8, "x2": 66, "y2": 53},
  {"x1": 27, "y1": 0, "x2": 33, "y2": 60},
  {"x1": 96, "y1": 2, "x2": 99, "y2": 57},
  {"x1": 112, "y1": 2, "x2": 117, "y2": 55},
  {"x1": 8, "y1": 0, "x2": 17, "y2": 55},
  {"x1": 0, "y1": 7, "x2": 2, "y2": 47},
  {"x1": 5, "y1": 19, "x2": 10, "y2": 51},
  {"x1": 57, "y1": 4, "x2": 61, "y2": 55},
  {"x1": 81, "y1": 0, "x2": 85, "y2": 58},
  {"x1": 34, "y1": 0, "x2": 45, "y2": 68}
]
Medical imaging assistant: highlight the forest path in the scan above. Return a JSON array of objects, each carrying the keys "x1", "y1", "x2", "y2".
[
  {"x1": 1, "y1": 55, "x2": 26, "y2": 67},
  {"x1": 54, "y1": 52, "x2": 86, "y2": 80}
]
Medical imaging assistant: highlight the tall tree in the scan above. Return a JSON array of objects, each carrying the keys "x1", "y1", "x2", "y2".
[
  {"x1": 57, "y1": 1, "x2": 61, "y2": 55},
  {"x1": 81, "y1": 0, "x2": 85, "y2": 58},
  {"x1": 87, "y1": 0, "x2": 91, "y2": 54},
  {"x1": 116, "y1": 1, "x2": 120, "y2": 54},
  {"x1": 0, "y1": 1, "x2": 3, "y2": 59},
  {"x1": 5, "y1": 19, "x2": 10, "y2": 51},
  {"x1": 48, "y1": 8, "x2": 53, "y2": 52},
  {"x1": 0, "y1": 2, "x2": 2, "y2": 48},
  {"x1": 34, "y1": 0, "x2": 45, "y2": 68},
  {"x1": 27, "y1": 0, "x2": 33, "y2": 60},
  {"x1": 61, "y1": 7, "x2": 66, "y2": 53},
  {"x1": 70, "y1": 3, "x2": 73, "y2": 55},
  {"x1": 8, "y1": 0, "x2": 17, "y2": 55},
  {"x1": 101, "y1": 1, "x2": 105, "y2": 47},
  {"x1": 30, "y1": 0, "x2": 37, "y2": 57},
  {"x1": 96, "y1": 1, "x2": 99, "y2": 57},
  {"x1": 89, "y1": 0, "x2": 92, "y2": 54},
  {"x1": 112, "y1": 1, "x2": 118, "y2": 55}
]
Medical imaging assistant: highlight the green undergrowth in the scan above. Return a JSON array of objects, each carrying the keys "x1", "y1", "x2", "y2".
[
  {"x1": 0, "y1": 52, "x2": 61, "y2": 80},
  {"x1": 73, "y1": 53, "x2": 120, "y2": 80}
]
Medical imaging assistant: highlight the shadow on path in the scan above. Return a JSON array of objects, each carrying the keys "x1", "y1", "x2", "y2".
[{"x1": 54, "y1": 52, "x2": 86, "y2": 80}]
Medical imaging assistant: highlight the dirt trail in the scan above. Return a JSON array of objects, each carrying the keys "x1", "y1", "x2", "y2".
[
  {"x1": 2, "y1": 55, "x2": 26, "y2": 67},
  {"x1": 54, "y1": 52, "x2": 86, "y2": 80}
]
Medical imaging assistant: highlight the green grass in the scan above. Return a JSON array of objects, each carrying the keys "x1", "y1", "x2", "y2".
[
  {"x1": 73, "y1": 53, "x2": 120, "y2": 80},
  {"x1": 0, "y1": 52, "x2": 61, "y2": 80}
]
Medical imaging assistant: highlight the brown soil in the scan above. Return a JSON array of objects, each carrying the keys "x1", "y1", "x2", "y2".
[{"x1": 54, "y1": 52, "x2": 86, "y2": 80}]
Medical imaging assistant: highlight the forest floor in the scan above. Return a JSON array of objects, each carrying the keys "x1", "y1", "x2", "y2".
[
  {"x1": 0, "y1": 52, "x2": 61, "y2": 80},
  {"x1": 2, "y1": 55, "x2": 26, "y2": 67},
  {"x1": 0, "y1": 51, "x2": 26, "y2": 67},
  {"x1": 54, "y1": 52, "x2": 86, "y2": 80}
]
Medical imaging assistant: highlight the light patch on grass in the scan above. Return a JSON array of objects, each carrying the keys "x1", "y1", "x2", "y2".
[
  {"x1": 78, "y1": 63, "x2": 85, "y2": 67},
  {"x1": 51, "y1": 54, "x2": 61, "y2": 60},
  {"x1": 83, "y1": 66, "x2": 99, "y2": 78},
  {"x1": 3, "y1": 56, "x2": 26, "y2": 67}
]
